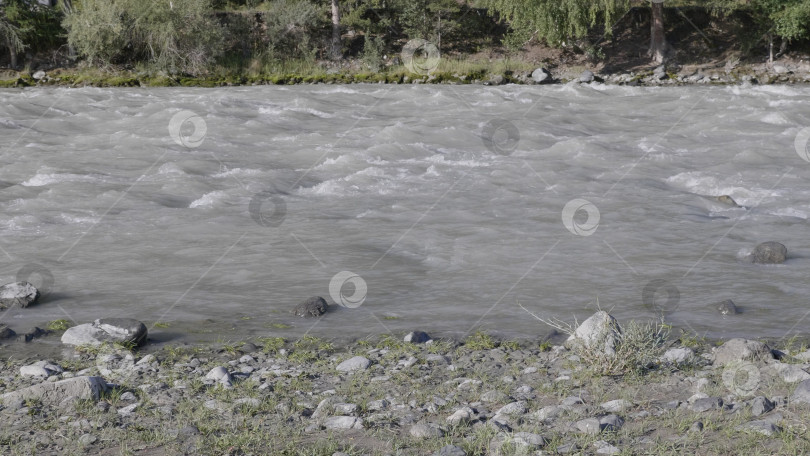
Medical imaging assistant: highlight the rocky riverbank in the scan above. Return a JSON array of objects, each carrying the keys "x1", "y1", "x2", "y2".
[
  {"x1": 1, "y1": 310, "x2": 810, "y2": 455},
  {"x1": 2, "y1": 57, "x2": 810, "y2": 89}
]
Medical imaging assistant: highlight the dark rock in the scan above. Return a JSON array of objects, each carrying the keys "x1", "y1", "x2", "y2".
[
  {"x1": 404, "y1": 331, "x2": 431, "y2": 344},
  {"x1": 751, "y1": 241, "x2": 787, "y2": 264},
  {"x1": 531, "y1": 67, "x2": 552, "y2": 84},
  {"x1": 18, "y1": 327, "x2": 49, "y2": 343},
  {"x1": 292, "y1": 296, "x2": 328, "y2": 318},
  {"x1": 716, "y1": 299, "x2": 739, "y2": 315},
  {"x1": 751, "y1": 396, "x2": 775, "y2": 416},
  {"x1": 61, "y1": 318, "x2": 147, "y2": 347},
  {"x1": 0, "y1": 325, "x2": 15, "y2": 340},
  {"x1": 0, "y1": 282, "x2": 40, "y2": 309}
]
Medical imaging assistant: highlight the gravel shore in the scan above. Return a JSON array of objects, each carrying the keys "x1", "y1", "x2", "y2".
[{"x1": 2, "y1": 323, "x2": 810, "y2": 456}]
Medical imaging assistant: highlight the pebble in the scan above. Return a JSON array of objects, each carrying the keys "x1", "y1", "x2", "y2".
[
  {"x1": 410, "y1": 422, "x2": 444, "y2": 439},
  {"x1": 336, "y1": 356, "x2": 371, "y2": 373}
]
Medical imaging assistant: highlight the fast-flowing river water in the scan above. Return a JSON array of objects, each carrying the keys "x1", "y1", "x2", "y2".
[{"x1": 1, "y1": 83, "x2": 809, "y2": 346}]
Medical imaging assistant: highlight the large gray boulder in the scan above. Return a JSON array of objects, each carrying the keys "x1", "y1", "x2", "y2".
[
  {"x1": 713, "y1": 338, "x2": 773, "y2": 366},
  {"x1": 1, "y1": 376, "x2": 107, "y2": 407},
  {"x1": 336, "y1": 356, "x2": 370, "y2": 373},
  {"x1": 61, "y1": 318, "x2": 147, "y2": 347},
  {"x1": 292, "y1": 296, "x2": 328, "y2": 317},
  {"x1": 579, "y1": 70, "x2": 595, "y2": 83},
  {"x1": 751, "y1": 242, "x2": 787, "y2": 264},
  {"x1": 567, "y1": 311, "x2": 622, "y2": 356},
  {"x1": 531, "y1": 67, "x2": 552, "y2": 84},
  {"x1": 0, "y1": 282, "x2": 40, "y2": 309}
]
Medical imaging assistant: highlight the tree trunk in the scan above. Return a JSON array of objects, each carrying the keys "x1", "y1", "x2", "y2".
[
  {"x1": 330, "y1": 0, "x2": 341, "y2": 60},
  {"x1": 10, "y1": 46, "x2": 17, "y2": 69},
  {"x1": 648, "y1": 1, "x2": 668, "y2": 64}
]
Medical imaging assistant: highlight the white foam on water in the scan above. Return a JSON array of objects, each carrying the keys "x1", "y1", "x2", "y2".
[{"x1": 189, "y1": 190, "x2": 228, "y2": 208}]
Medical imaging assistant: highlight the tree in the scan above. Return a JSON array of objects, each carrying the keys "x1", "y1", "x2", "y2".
[
  {"x1": 330, "y1": 0, "x2": 341, "y2": 59},
  {"x1": 750, "y1": 0, "x2": 810, "y2": 63},
  {"x1": 648, "y1": 0, "x2": 668, "y2": 63},
  {"x1": 484, "y1": 0, "x2": 630, "y2": 48},
  {"x1": 0, "y1": 12, "x2": 25, "y2": 68}
]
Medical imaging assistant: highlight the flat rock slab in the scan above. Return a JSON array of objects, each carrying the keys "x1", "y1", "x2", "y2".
[
  {"x1": 790, "y1": 379, "x2": 810, "y2": 404},
  {"x1": 0, "y1": 282, "x2": 40, "y2": 309},
  {"x1": 1, "y1": 376, "x2": 107, "y2": 407},
  {"x1": 737, "y1": 420, "x2": 781, "y2": 436},
  {"x1": 61, "y1": 318, "x2": 147, "y2": 347},
  {"x1": 323, "y1": 416, "x2": 363, "y2": 430},
  {"x1": 292, "y1": 296, "x2": 328, "y2": 317},
  {"x1": 410, "y1": 423, "x2": 444, "y2": 439}
]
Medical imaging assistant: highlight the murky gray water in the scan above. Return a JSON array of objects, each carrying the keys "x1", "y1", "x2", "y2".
[{"x1": 1, "y1": 83, "x2": 810, "y2": 346}]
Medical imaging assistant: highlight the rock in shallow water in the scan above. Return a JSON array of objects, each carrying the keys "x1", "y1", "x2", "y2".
[
  {"x1": 567, "y1": 311, "x2": 622, "y2": 357},
  {"x1": 61, "y1": 318, "x2": 147, "y2": 347},
  {"x1": 404, "y1": 330, "x2": 431, "y2": 344},
  {"x1": 751, "y1": 241, "x2": 787, "y2": 264},
  {"x1": 0, "y1": 282, "x2": 40, "y2": 309},
  {"x1": 292, "y1": 296, "x2": 328, "y2": 317},
  {"x1": 716, "y1": 299, "x2": 739, "y2": 315}
]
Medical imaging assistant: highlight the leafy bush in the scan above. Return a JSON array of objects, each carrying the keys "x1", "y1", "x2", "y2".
[
  {"x1": 257, "y1": 0, "x2": 322, "y2": 60},
  {"x1": 362, "y1": 34, "x2": 384, "y2": 71},
  {"x1": 63, "y1": 0, "x2": 224, "y2": 74}
]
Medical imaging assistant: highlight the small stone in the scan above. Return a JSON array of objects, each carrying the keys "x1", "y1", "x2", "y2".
[
  {"x1": 434, "y1": 444, "x2": 466, "y2": 456},
  {"x1": 78, "y1": 433, "x2": 96, "y2": 446},
  {"x1": 790, "y1": 379, "x2": 810, "y2": 404},
  {"x1": 576, "y1": 418, "x2": 602, "y2": 435},
  {"x1": 713, "y1": 338, "x2": 773, "y2": 366},
  {"x1": 594, "y1": 440, "x2": 621, "y2": 455},
  {"x1": 662, "y1": 347, "x2": 694, "y2": 364},
  {"x1": 691, "y1": 397, "x2": 723, "y2": 412},
  {"x1": 234, "y1": 397, "x2": 260, "y2": 407},
  {"x1": 292, "y1": 296, "x2": 328, "y2": 317},
  {"x1": 0, "y1": 282, "x2": 40, "y2": 309},
  {"x1": 32, "y1": 70, "x2": 46, "y2": 80},
  {"x1": 480, "y1": 390, "x2": 508, "y2": 403},
  {"x1": 117, "y1": 402, "x2": 139, "y2": 416},
  {"x1": 689, "y1": 421, "x2": 704, "y2": 433},
  {"x1": 119, "y1": 392, "x2": 137, "y2": 402},
  {"x1": 768, "y1": 362, "x2": 810, "y2": 383},
  {"x1": 323, "y1": 416, "x2": 363, "y2": 430},
  {"x1": 409, "y1": 422, "x2": 444, "y2": 439},
  {"x1": 751, "y1": 241, "x2": 787, "y2": 264},
  {"x1": 716, "y1": 195, "x2": 740, "y2": 207},
  {"x1": 561, "y1": 396, "x2": 584, "y2": 407},
  {"x1": 716, "y1": 299, "x2": 739, "y2": 315},
  {"x1": 446, "y1": 406, "x2": 474, "y2": 425},
  {"x1": 580, "y1": 70, "x2": 595, "y2": 83},
  {"x1": 336, "y1": 356, "x2": 370, "y2": 373},
  {"x1": 206, "y1": 366, "x2": 231, "y2": 382},
  {"x1": 20, "y1": 365, "x2": 51, "y2": 377},
  {"x1": 404, "y1": 331, "x2": 431, "y2": 343},
  {"x1": 737, "y1": 420, "x2": 781, "y2": 436},
  {"x1": 751, "y1": 396, "x2": 775, "y2": 416},
  {"x1": 600, "y1": 399, "x2": 632, "y2": 413},
  {"x1": 495, "y1": 401, "x2": 527, "y2": 416},
  {"x1": 599, "y1": 414, "x2": 624, "y2": 431}
]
